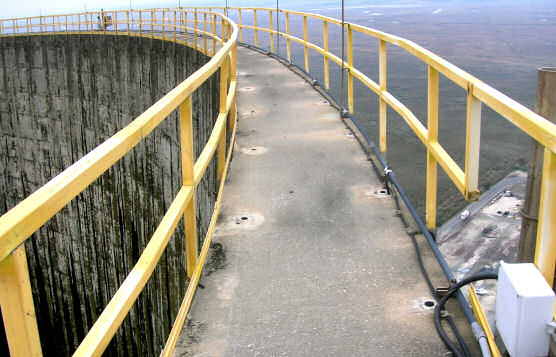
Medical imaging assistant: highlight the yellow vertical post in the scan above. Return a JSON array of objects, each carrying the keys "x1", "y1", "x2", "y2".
[
  {"x1": 212, "y1": 14, "x2": 216, "y2": 56},
  {"x1": 229, "y1": 43, "x2": 238, "y2": 132},
  {"x1": 0, "y1": 245, "x2": 42, "y2": 356},
  {"x1": 167, "y1": 11, "x2": 171, "y2": 37},
  {"x1": 126, "y1": 11, "x2": 130, "y2": 36},
  {"x1": 139, "y1": 11, "x2": 142, "y2": 36},
  {"x1": 347, "y1": 25, "x2": 354, "y2": 114},
  {"x1": 464, "y1": 84, "x2": 482, "y2": 201},
  {"x1": 65, "y1": 15, "x2": 68, "y2": 33},
  {"x1": 178, "y1": 10, "x2": 182, "y2": 34},
  {"x1": 218, "y1": 58, "x2": 229, "y2": 181},
  {"x1": 203, "y1": 13, "x2": 207, "y2": 53},
  {"x1": 238, "y1": 10, "x2": 243, "y2": 42},
  {"x1": 150, "y1": 11, "x2": 154, "y2": 37},
  {"x1": 323, "y1": 20, "x2": 329, "y2": 90},
  {"x1": 535, "y1": 149, "x2": 556, "y2": 291},
  {"x1": 184, "y1": 11, "x2": 188, "y2": 39},
  {"x1": 221, "y1": 16, "x2": 225, "y2": 42},
  {"x1": 253, "y1": 10, "x2": 258, "y2": 47},
  {"x1": 162, "y1": 11, "x2": 165, "y2": 40},
  {"x1": 194, "y1": 11, "x2": 198, "y2": 50},
  {"x1": 173, "y1": 11, "x2": 177, "y2": 42},
  {"x1": 113, "y1": 12, "x2": 117, "y2": 35},
  {"x1": 426, "y1": 66, "x2": 439, "y2": 229},
  {"x1": 379, "y1": 39, "x2": 387, "y2": 153},
  {"x1": 285, "y1": 13, "x2": 291, "y2": 62},
  {"x1": 303, "y1": 15, "x2": 309, "y2": 72},
  {"x1": 180, "y1": 97, "x2": 198, "y2": 279},
  {"x1": 269, "y1": 10, "x2": 274, "y2": 53}
]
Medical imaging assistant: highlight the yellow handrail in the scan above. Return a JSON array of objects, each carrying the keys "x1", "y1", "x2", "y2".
[
  {"x1": 0, "y1": 8, "x2": 237, "y2": 357},
  {"x1": 221, "y1": 2, "x2": 556, "y2": 326},
  {"x1": 0, "y1": 6, "x2": 555, "y2": 356},
  {"x1": 216, "y1": 6, "x2": 556, "y2": 313}
]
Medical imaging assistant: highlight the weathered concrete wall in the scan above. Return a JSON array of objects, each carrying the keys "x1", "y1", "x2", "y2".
[{"x1": 0, "y1": 34, "x2": 220, "y2": 356}]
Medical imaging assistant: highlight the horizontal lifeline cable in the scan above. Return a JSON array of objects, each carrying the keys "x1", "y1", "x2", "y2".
[{"x1": 237, "y1": 40, "x2": 490, "y2": 357}]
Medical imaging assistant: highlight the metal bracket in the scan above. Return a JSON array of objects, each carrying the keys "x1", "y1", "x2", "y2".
[
  {"x1": 340, "y1": 107, "x2": 349, "y2": 118},
  {"x1": 311, "y1": 78, "x2": 318, "y2": 87},
  {"x1": 436, "y1": 286, "x2": 450, "y2": 299},
  {"x1": 547, "y1": 321, "x2": 556, "y2": 342},
  {"x1": 383, "y1": 166, "x2": 392, "y2": 176}
]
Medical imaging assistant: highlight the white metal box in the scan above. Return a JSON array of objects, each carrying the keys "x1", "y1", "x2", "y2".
[{"x1": 495, "y1": 261, "x2": 555, "y2": 357}]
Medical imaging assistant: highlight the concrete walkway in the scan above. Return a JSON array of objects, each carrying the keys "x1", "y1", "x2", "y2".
[{"x1": 173, "y1": 46, "x2": 466, "y2": 356}]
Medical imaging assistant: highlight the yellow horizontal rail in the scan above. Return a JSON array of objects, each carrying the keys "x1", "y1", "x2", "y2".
[
  {"x1": 224, "y1": 6, "x2": 556, "y2": 153},
  {"x1": 0, "y1": 8, "x2": 238, "y2": 357},
  {"x1": 73, "y1": 185, "x2": 193, "y2": 356},
  {"x1": 218, "y1": 6, "x2": 556, "y2": 300},
  {"x1": 1, "y1": 5, "x2": 555, "y2": 356},
  {"x1": 0, "y1": 10, "x2": 234, "y2": 262}
]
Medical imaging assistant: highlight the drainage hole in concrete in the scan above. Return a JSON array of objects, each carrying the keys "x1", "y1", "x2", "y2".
[
  {"x1": 424, "y1": 301, "x2": 435, "y2": 307},
  {"x1": 289, "y1": 190, "x2": 294, "y2": 194},
  {"x1": 251, "y1": 148, "x2": 257, "y2": 151},
  {"x1": 241, "y1": 216, "x2": 249, "y2": 221}
]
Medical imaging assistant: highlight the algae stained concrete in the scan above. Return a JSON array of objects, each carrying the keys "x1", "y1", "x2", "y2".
[
  {"x1": 0, "y1": 35, "x2": 219, "y2": 356},
  {"x1": 174, "y1": 47, "x2": 474, "y2": 356}
]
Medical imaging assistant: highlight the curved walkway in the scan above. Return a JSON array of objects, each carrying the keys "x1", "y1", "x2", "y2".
[{"x1": 173, "y1": 46, "x2": 471, "y2": 356}]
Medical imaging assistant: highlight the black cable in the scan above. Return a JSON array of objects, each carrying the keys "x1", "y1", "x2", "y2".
[
  {"x1": 434, "y1": 272, "x2": 498, "y2": 357},
  {"x1": 238, "y1": 41, "x2": 479, "y2": 357},
  {"x1": 387, "y1": 180, "x2": 471, "y2": 357}
]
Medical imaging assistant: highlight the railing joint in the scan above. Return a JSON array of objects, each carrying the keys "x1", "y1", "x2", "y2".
[
  {"x1": 467, "y1": 81, "x2": 474, "y2": 94},
  {"x1": 340, "y1": 107, "x2": 350, "y2": 118}
]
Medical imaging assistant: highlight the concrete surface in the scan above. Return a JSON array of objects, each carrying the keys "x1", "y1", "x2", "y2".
[
  {"x1": 438, "y1": 171, "x2": 527, "y2": 334},
  {"x1": 173, "y1": 46, "x2": 473, "y2": 356}
]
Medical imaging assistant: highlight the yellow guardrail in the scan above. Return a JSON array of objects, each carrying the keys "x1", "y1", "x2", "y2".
[
  {"x1": 0, "y1": 8, "x2": 237, "y2": 356},
  {"x1": 222, "y1": 5, "x2": 556, "y2": 316},
  {"x1": 0, "y1": 6, "x2": 555, "y2": 356},
  {"x1": 214, "y1": 5, "x2": 556, "y2": 302}
]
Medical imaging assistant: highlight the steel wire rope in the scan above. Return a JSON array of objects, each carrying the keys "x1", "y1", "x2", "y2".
[
  {"x1": 276, "y1": 0, "x2": 279, "y2": 59},
  {"x1": 340, "y1": 0, "x2": 345, "y2": 114},
  {"x1": 361, "y1": 145, "x2": 471, "y2": 357},
  {"x1": 385, "y1": 175, "x2": 472, "y2": 357}
]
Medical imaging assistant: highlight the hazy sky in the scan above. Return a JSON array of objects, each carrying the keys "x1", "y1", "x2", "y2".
[{"x1": 0, "y1": 0, "x2": 322, "y2": 19}]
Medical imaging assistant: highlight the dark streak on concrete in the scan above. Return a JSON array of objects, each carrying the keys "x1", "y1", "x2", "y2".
[{"x1": 0, "y1": 35, "x2": 220, "y2": 356}]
